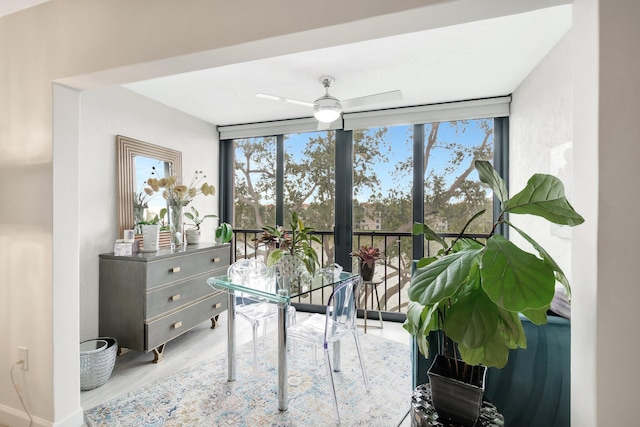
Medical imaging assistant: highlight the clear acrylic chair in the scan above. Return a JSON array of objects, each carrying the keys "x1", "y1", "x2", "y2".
[
  {"x1": 227, "y1": 259, "x2": 296, "y2": 372},
  {"x1": 287, "y1": 275, "x2": 370, "y2": 423}
]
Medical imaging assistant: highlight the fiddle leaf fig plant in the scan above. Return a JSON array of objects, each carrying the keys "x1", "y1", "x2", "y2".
[{"x1": 404, "y1": 160, "x2": 584, "y2": 369}]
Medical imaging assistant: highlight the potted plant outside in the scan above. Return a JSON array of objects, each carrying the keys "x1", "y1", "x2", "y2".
[
  {"x1": 184, "y1": 206, "x2": 217, "y2": 244},
  {"x1": 253, "y1": 211, "x2": 321, "y2": 276},
  {"x1": 350, "y1": 245, "x2": 383, "y2": 281},
  {"x1": 404, "y1": 160, "x2": 584, "y2": 426}
]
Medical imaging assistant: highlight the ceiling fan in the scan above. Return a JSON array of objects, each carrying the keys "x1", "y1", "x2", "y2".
[{"x1": 256, "y1": 76, "x2": 402, "y2": 128}]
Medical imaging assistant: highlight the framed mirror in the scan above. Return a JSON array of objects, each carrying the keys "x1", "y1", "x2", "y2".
[{"x1": 116, "y1": 135, "x2": 182, "y2": 245}]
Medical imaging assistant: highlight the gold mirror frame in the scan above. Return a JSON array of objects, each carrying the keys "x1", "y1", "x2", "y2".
[{"x1": 116, "y1": 135, "x2": 182, "y2": 245}]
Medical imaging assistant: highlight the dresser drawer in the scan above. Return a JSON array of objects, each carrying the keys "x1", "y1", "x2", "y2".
[
  {"x1": 146, "y1": 270, "x2": 225, "y2": 319},
  {"x1": 145, "y1": 292, "x2": 227, "y2": 350},
  {"x1": 145, "y1": 247, "x2": 230, "y2": 289}
]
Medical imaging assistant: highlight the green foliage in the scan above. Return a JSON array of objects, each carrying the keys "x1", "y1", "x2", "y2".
[
  {"x1": 255, "y1": 211, "x2": 321, "y2": 275},
  {"x1": 184, "y1": 206, "x2": 217, "y2": 230},
  {"x1": 404, "y1": 160, "x2": 584, "y2": 368},
  {"x1": 215, "y1": 222, "x2": 234, "y2": 243},
  {"x1": 350, "y1": 245, "x2": 383, "y2": 268},
  {"x1": 138, "y1": 207, "x2": 167, "y2": 229}
]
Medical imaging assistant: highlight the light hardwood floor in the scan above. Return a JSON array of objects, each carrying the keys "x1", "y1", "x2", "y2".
[{"x1": 81, "y1": 311, "x2": 413, "y2": 426}]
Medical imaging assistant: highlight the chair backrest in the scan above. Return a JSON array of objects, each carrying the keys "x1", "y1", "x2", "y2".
[
  {"x1": 227, "y1": 259, "x2": 273, "y2": 299},
  {"x1": 323, "y1": 275, "x2": 362, "y2": 345}
]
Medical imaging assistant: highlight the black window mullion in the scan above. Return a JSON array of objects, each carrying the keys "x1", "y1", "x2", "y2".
[
  {"x1": 412, "y1": 124, "x2": 425, "y2": 262},
  {"x1": 276, "y1": 134, "x2": 284, "y2": 227},
  {"x1": 219, "y1": 139, "x2": 234, "y2": 225},
  {"x1": 334, "y1": 129, "x2": 353, "y2": 272},
  {"x1": 493, "y1": 117, "x2": 509, "y2": 238}
]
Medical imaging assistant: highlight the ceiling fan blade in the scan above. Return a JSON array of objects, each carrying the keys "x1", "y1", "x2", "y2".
[
  {"x1": 256, "y1": 93, "x2": 314, "y2": 108},
  {"x1": 341, "y1": 90, "x2": 403, "y2": 109}
]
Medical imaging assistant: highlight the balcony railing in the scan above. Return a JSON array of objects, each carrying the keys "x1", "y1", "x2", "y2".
[{"x1": 229, "y1": 228, "x2": 489, "y2": 321}]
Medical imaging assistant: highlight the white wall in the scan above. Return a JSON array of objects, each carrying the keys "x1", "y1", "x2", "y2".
[
  {"x1": 591, "y1": 1, "x2": 640, "y2": 425},
  {"x1": 571, "y1": 1, "x2": 599, "y2": 424},
  {"x1": 510, "y1": 31, "x2": 574, "y2": 280},
  {"x1": 79, "y1": 86, "x2": 218, "y2": 341}
]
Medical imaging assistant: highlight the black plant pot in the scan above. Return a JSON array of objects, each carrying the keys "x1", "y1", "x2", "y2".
[
  {"x1": 427, "y1": 354, "x2": 487, "y2": 427},
  {"x1": 359, "y1": 261, "x2": 375, "y2": 281}
]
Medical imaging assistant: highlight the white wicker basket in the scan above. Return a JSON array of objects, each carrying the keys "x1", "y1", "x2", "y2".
[{"x1": 80, "y1": 337, "x2": 117, "y2": 391}]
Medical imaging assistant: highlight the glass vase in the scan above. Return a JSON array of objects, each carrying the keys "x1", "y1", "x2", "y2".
[
  {"x1": 276, "y1": 253, "x2": 303, "y2": 293},
  {"x1": 169, "y1": 205, "x2": 184, "y2": 250}
]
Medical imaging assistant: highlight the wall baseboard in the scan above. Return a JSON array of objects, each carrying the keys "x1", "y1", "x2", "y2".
[
  {"x1": 0, "y1": 402, "x2": 35, "y2": 427},
  {"x1": 0, "y1": 403, "x2": 85, "y2": 427}
]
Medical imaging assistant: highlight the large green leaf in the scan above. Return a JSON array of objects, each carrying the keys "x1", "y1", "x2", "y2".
[
  {"x1": 413, "y1": 222, "x2": 448, "y2": 250},
  {"x1": 481, "y1": 235, "x2": 556, "y2": 311},
  {"x1": 503, "y1": 174, "x2": 585, "y2": 226},
  {"x1": 497, "y1": 308, "x2": 527, "y2": 349},
  {"x1": 300, "y1": 242, "x2": 319, "y2": 274},
  {"x1": 458, "y1": 331, "x2": 510, "y2": 368},
  {"x1": 522, "y1": 306, "x2": 549, "y2": 325},
  {"x1": 409, "y1": 248, "x2": 483, "y2": 306},
  {"x1": 507, "y1": 220, "x2": 572, "y2": 300},
  {"x1": 403, "y1": 301, "x2": 425, "y2": 336},
  {"x1": 475, "y1": 160, "x2": 509, "y2": 203},
  {"x1": 403, "y1": 301, "x2": 440, "y2": 357},
  {"x1": 444, "y1": 268, "x2": 498, "y2": 349}
]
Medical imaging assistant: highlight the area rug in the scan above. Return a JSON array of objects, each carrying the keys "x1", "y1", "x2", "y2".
[{"x1": 84, "y1": 331, "x2": 411, "y2": 427}]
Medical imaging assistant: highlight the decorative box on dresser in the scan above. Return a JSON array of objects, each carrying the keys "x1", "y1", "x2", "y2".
[{"x1": 99, "y1": 243, "x2": 230, "y2": 363}]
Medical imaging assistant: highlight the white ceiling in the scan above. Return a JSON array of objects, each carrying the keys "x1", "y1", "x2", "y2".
[{"x1": 122, "y1": 5, "x2": 572, "y2": 128}]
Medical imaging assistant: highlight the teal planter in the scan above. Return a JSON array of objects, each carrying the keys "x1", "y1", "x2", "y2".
[{"x1": 411, "y1": 314, "x2": 570, "y2": 427}]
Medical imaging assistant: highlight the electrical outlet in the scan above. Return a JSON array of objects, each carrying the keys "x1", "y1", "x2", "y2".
[{"x1": 18, "y1": 347, "x2": 28, "y2": 371}]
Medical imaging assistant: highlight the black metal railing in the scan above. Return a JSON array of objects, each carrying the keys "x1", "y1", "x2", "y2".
[{"x1": 229, "y1": 228, "x2": 489, "y2": 320}]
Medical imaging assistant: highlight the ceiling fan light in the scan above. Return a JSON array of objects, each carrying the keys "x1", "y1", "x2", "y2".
[{"x1": 313, "y1": 96, "x2": 342, "y2": 123}]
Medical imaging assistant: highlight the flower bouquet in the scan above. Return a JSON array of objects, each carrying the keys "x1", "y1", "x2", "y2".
[{"x1": 146, "y1": 169, "x2": 215, "y2": 248}]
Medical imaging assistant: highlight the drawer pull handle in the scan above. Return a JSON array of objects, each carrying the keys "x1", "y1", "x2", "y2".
[
  {"x1": 171, "y1": 294, "x2": 181, "y2": 302},
  {"x1": 212, "y1": 257, "x2": 221, "y2": 263},
  {"x1": 173, "y1": 321, "x2": 182, "y2": 329},
  {"x1": 171, "y1": 267, "x2": 181, "y2": 273},
  {"x1": 213, "y1": 303, "x2": 222, "y2": 309}
]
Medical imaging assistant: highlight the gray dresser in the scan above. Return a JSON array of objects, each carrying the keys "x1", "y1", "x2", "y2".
[{"x1": 99, "y1": 243, "x2": 230, "y2": 362}]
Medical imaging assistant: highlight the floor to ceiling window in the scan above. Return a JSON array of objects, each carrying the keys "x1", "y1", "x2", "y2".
[{"x1": 219, "y1": 97, "x2": 508, "y2": 316}]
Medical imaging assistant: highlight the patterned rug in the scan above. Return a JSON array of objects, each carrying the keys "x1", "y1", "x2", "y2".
[{"x1": 84, "y1": 331, "x2": 411, "y2": 427}]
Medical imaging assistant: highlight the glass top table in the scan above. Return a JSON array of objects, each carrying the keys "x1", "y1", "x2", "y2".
[{"x1": 207, "y1": 270, "x2": 357, "y2": 411}]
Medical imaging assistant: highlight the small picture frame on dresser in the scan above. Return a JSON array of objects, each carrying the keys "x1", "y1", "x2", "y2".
[{"x1": 124, "y1": 229, "x2": 135, "y2": 241}]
